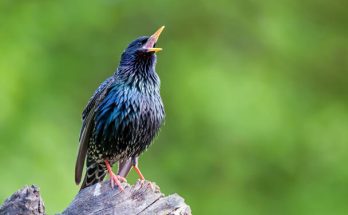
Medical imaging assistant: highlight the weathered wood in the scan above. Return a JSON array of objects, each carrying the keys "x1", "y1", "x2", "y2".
[
  {"x1": 0, "y1": 185, "x2": 45, "y2": 215},
  {"x1": 62, "y1": 180, "x2": 191, "y2": 215},
  {"x1": 0, "y1": 181, "x2": 191, "y2": 215}
]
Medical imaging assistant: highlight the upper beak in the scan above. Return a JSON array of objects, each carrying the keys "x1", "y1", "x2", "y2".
[{"x1": 143, "y1": 26, "x2": 165, "y2": 53}]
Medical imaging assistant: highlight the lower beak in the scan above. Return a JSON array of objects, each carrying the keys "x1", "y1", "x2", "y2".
[
  {"x1": 143, "y1": 26, "x2": 165, "y2": 52},
  {"x1": 146, "y1": 47, "x2": 162, "y2": 53}
]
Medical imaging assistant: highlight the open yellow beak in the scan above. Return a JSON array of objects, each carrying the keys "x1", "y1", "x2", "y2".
[
  {"x1": 146, "y1": 47, "x2": 163, "y2": 52},
  {"x1": 143, "y1": 26, "x2": 165, "y2": 53}
]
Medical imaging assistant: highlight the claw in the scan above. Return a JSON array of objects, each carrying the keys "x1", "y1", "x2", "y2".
[
  {"x1": 138, "y1": 179, "x2": 155, "y2": 190},
  {"x1": 147, "y1": 182, "x2": 155, "y2": 191},
  {"x1": 105, "y1": 160, "x2": 125, "y2": 191},
  {"x1": 118, "y1": 175, "x2": 127, "y2": 183},
  {"x1": 110, "y1": 172, "x2": 125, "y2": 191}
]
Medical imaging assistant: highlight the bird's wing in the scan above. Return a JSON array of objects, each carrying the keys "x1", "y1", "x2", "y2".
[{"x1": 75, "y1": 76, "x2": 115, "y2": 185}]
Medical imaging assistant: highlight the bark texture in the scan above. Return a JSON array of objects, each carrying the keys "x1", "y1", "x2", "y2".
[
  {"x1": 0, "y1": 180, "x2": 191, "y2": 215},
  {"x1": 0, "y1": 185, "x2": 45, "y2": 215}
]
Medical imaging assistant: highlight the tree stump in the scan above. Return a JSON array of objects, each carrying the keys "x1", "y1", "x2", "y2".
[
  {"x1": 0, "y1": 185, "x2": 45, "y2": 215},
  {"x1": 0, "y1": 180, "x2": 191, "y2": 215}
]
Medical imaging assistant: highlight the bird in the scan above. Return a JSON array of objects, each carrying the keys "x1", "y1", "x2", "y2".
[{"x1": 75, "y1": 26, "x2": 165, "y2": 191}]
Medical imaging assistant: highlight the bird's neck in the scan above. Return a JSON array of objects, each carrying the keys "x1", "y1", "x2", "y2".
[{"x1": 115, "y1": 60, "x2": 160, "y2": 90}]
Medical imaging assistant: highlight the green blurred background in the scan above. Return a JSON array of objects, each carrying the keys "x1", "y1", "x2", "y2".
[{"x1": 1, "y1": 0, "x2": 348, "y2": 214}]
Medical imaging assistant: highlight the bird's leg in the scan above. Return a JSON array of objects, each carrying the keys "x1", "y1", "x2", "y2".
[
  {"x1": 133, "y1": 166, "x2": 145, "y2": 180},
  {"x1": 131, "y1": 157, "x2": 155, "y2": 190},
  {"x1": 117, "y1": 158, "x2": 133, "y2": 178},
  {"x1": 131, "y1": 157, "x2": 145, "y2": 180},
  {"x1": 104, "y1": 160, "x2": 126, "y2": 191}
]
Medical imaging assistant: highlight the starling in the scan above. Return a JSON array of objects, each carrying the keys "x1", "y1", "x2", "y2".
[{"x1": 75, "y1": 26, "x2": 165, "y2": 190}]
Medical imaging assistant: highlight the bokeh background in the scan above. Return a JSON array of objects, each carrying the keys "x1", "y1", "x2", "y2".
[{"x1": 1, "y1": 0, "x2": 348, "y2": 214}]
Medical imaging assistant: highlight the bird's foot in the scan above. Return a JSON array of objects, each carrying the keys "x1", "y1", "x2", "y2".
[
  {"x1": 133, "y1": 165, "x2": 154, "y2": 189},
  {"x1": 110, "y1": 171, "x2": 126, "y2": 191},
  {"x1": 147, "y1": 182, "x2": 155, "y2": 191},
  {"x1": 137, "y1": 179, "x2": 156, "y2": 191},
  {"x1": 105, "y1": 159, "x2": 126, "y2": 191}
]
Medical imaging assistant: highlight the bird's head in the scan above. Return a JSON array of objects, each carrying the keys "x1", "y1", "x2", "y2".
[{"x1": 119, "y1": 26, "x2": 164, "y2": 70}]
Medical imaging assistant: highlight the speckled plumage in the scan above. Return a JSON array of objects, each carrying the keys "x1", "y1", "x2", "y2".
[{"x1": 75, "y1": 35, "x2": 165, "y2": 189}]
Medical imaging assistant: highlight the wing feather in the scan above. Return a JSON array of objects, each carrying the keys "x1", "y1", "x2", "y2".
[{"x1": 75, "y1": 76, "x2": 115, "y2": 184}]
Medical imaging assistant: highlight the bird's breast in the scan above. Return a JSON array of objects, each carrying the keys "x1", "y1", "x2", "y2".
[
  {"x1": 95, "y1": 85, "x2": 164, "y2": 142},
  {"x1": 90, "y1": 82, "x2": 164, "y2": 161}
]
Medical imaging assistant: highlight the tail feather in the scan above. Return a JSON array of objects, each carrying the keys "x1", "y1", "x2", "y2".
[{"x1": 80, "y1": 161, "x2": 107, "y2": 190}]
